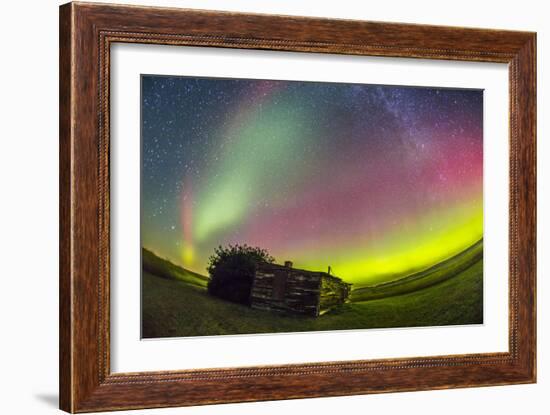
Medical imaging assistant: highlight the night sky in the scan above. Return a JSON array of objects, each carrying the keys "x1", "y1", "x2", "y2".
[{"x1": 141, "y1": 75, "x2": 483, "y2": 286}]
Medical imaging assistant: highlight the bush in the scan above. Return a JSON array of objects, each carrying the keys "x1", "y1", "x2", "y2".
[{"x1": 207, "y1": 244, "x2": 274, "y2": 305}]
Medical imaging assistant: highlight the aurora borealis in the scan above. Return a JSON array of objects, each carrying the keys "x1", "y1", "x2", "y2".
[{"x1": 141, "y1": 75, "x2": 483, "y2": 286}]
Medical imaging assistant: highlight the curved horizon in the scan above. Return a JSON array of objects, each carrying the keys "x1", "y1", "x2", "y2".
[{"x1": 141, "y1": 76, "x2": 483, "y2": 286}]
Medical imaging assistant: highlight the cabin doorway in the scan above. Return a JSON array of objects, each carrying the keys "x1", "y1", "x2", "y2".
[{"x1": 272, "y1": 272, "x2": 287, "y2": 300}]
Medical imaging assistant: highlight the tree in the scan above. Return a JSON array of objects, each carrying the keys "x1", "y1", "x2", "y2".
[{"x1": 207, "y1": 244, "x2": 275, "y2": 305}]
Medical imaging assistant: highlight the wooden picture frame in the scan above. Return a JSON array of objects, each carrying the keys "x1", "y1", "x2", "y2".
[{"x1": 59, "y1": 2, "x2": 536, "y2": 412}]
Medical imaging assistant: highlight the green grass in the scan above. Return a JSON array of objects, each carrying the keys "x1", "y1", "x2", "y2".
[
  {"x1": 142, "y1": 248, "x2": 208, "y2": 288},
  {"x1": 352, "y1": 239, "x2": 483, "y2": 302},
  {"x1": 141, "y1": 255, "x2": 483, "y2": 338}
]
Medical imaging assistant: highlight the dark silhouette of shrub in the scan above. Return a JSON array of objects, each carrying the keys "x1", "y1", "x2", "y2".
[{"x1": 207, "y1": 244, "x2": 274, "y2": 305}]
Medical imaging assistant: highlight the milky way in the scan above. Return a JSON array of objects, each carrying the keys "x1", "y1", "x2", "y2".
[{"x1": 141, "y1": 75, "x2": 483, "y2": 286}]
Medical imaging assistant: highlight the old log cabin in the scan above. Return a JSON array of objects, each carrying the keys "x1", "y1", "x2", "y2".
[{"x1": 250, "y1": 261, "x2": 352, "y2": 317}]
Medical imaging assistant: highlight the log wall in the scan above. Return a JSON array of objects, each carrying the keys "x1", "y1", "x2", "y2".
[
  {"x1": 250, "y1": 263, "x2": 352, "y2": 317},
  {"x1": 319, "y1": 276, "x2": 352, "y2": 315}
]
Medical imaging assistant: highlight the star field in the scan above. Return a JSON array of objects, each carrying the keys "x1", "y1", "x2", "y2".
[{"x1": 141, "y1": 75, "x2": 483, "y2": 285}]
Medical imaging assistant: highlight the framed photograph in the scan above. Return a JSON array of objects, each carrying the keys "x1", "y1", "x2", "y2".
[{"x1": 59, "y1": 2, "x2": 536, "y2": 412}]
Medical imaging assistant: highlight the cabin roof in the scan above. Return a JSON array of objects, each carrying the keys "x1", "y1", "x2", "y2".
[{"x1": 255, "y1": 261, "x2": 351, "y2": 286}]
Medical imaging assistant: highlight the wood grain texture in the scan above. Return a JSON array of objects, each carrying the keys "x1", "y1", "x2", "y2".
[
  {"x1": 59, "y1": 2, "x2": 536, "y2": 412},
  {"x1": 59, "y1": 3, "x2": 73, "y2": 411}
]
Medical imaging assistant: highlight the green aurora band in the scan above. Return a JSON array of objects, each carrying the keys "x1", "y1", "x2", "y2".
[{"x1": 141, "y1": 76, "x2": 483, "y2": 286}]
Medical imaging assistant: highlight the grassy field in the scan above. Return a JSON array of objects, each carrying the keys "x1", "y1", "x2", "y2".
[
  {"x1": 142, "y1": 248, "x2": 209, "y2": 288},
  {"x1": 141, "y1": 245, "x2": 483, "y2": 338},
  {"x1": 352, "y1": 239, "x2": 483, "y2": 302}
]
